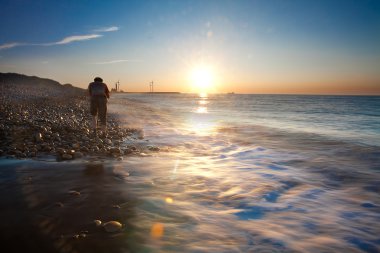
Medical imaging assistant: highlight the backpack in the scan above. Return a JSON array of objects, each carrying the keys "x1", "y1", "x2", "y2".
[{"x1": 91, "y1": 82, "x2": 105, "y2": 96}]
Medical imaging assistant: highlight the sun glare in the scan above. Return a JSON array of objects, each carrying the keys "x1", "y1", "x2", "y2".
[{"x1": 190, "y1": 66, "x2": 214, "y2": 93}]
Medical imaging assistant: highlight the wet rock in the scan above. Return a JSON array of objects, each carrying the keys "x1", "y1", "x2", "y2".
[
  {"x1": 123, "y1": 148, "x2": 133, "y2": 155},
  {"x1": 68, "y1": 190, "x2": 80, "y2": 196},
  {"x1": 103, "y1": 221, "x2": 122, "y2": 233},
  {"x1": 110, "y1": 147, "x2": 121, "y2": 154},
  {"x1": 61, "y1": 154, "x2": 73, "y2": 160},
  {"x1": 16, "y1": 152, "x2": 27, "y2": 158},
  {"x1": 148, "y1": 146, "x2": 160, "y2": 152},
  {"x1": 81, "y1": 147, "x2": 89, "y2": 152},
  {"x1": 72, "y1": 143, "x2": 80, "y2": 149},
  {"x1": 73, "y1": 152, "x2": 83, "y2": 158},
  {"x1": 54, "y1": 202, "x2": 64, "y2": 207},
  {"x1": 34, "y1": 132, "x2": 43, "y2": 142},
  {"x1": 56, "y1": 148, "x2": 66, "y2": 154},
  {"x1": 94, "y1": 220, "x2": 102, "y2": 227}
]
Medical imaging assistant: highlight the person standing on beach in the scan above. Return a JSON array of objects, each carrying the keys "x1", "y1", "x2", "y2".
[{"x1": 88, "y1": 77, "x2": 110, "y2": 134}]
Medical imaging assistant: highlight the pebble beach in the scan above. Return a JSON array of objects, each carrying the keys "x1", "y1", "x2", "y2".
[
  {"x1": 0, "y1": 74, "x2": 149, "y2": 161},
  {"x1": 0, "y1": 74, "x2": 155, "y2": 253}
]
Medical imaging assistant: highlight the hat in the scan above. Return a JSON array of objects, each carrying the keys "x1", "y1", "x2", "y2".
[{"x1": 94, "y1": 77, "x2": 103, "y2": 82}]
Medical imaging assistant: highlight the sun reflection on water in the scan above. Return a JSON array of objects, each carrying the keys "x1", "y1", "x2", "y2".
[
  {"x1": 187, "y1": 94, "x2": 217, "y2": 135},
  {"x1": 199, "y1": 100, "x2": 208, "y2": 105},
  {"x1": 196, "y1": 106, "x2": 208, "y2": 113},
  {"x1": 199, "y1": 92, "x2": 208, "y2": 98}
]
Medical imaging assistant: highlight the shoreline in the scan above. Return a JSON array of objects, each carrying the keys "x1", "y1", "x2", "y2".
[
  {"x1": 0, "y1": 79, "x2": 161, "y2": 162},
  {"x1": 0, "y1": 79, "x2": 159, "y2": 252},
  {"x1": 1, "y1": 80, "x2": 380, "y2": 252}
]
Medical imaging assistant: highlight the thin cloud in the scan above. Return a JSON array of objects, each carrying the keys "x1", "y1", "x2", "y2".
[
  {"x1": 93, "y1": 59, "x2": 142, "y2": 64},
  {"x1": 0, "y1": 42, "x2": 23, "y2": 50},
  {"x1": 0, "y1": 24, "x2": 119, "y2": 50},
  {"x1": 44, "y1": 34, "x2": 102, "y2": 45},
  {"x1": 94, "y1": 26, "x2": 119, "y2": 32}
]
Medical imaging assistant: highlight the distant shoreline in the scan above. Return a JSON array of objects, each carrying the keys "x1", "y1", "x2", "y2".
[
  {"x1": 112, "y1": 91, "x2": 181, "y2": 94},
  {"x1": 111, "y1": 92, "x2": 380, "y2": 97}
]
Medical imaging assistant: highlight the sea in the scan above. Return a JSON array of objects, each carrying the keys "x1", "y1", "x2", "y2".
[{"x1": 107, "y1": 93, "x2": 380, "y2": 253}]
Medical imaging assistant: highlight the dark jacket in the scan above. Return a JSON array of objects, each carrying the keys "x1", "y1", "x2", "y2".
[{"x1": 88, "y1": 81, "x2": 110, "y2": 98}]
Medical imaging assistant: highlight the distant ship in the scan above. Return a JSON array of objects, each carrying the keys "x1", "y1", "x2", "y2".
[{"x1": 227, "y1": 92, "x2": 235, "y2": 95}]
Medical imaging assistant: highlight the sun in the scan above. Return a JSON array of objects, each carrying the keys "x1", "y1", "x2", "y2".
[{"x1": 189, "y1": 65, "x2": 214, "y2": 93}]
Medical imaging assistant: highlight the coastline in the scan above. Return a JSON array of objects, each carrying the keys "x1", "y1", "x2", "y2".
[
  {"x1": 0, "y1": 76, "x2": 160, "y2": 161},
  {"x1": 1, "y1": 83, "x2": 380, "y2": 252},
  {"x1": 0, "y1": 78, "x2": 159, "y2": 252}
]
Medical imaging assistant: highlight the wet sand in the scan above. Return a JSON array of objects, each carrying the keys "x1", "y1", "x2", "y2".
[{"x1": 0, "y1": 159, "x2": 139, "y2": 253}]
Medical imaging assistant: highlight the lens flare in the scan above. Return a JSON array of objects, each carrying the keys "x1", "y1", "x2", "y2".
[
  {"x1": 165, "y1": 197, "x2": 173, "y2": 203},
  {"x1": 150, "y1": 223, "x2": 164, "y2": 239}
]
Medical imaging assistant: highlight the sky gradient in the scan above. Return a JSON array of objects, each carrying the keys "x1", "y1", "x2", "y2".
[{"x1": 1, "y1": 0, "x2": 380, "y2": 94}]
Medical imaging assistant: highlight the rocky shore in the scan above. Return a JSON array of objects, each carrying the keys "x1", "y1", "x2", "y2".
[{"x1": 0, "y1": 73, "x2": 148, "y2": 161}]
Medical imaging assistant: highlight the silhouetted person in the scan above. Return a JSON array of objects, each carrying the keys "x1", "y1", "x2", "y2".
[{"x1": 88, "y1": 77, "x2": 110, "y2": 134}]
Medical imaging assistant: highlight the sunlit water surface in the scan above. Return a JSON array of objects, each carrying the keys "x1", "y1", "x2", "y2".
[{"x1": 107, "y1": 94, "x2": 380, "y2": 253}]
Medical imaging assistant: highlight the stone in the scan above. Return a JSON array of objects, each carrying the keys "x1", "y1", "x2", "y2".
[
  {"x1": 54, "y1": 202, "x2": 64, "y2": 207},
  {"x1": 110, "y1": 147, "x2": 121, "y2": 154},
  {"x1": 103, "y1": 221, "x2": 122, "y2": 233},
  {"x1": 62, "y1": 154, "x2": 73, "y2": 160},
  {"x1": 123, "y1": 148, "x2": 132, "y2": 155},
  {"x1": 148, "y1": 146, "x2": 160, "y2": 151},
  {"x1": 94, "y1": 220, "x2": 102, "y2": 227},
  {"x1": 34, "y1": 132, "x2": 43, "y2": 142},
  {"x1": 68, "y1": 190, "x2": 80, "y2": 196},
  {"x1": 57, "y1": 148, "x2": 66, "y2": 154},
  {"x1": 81, "y1": 147, "x2": 89, "y2": 152},
  {"x1": 73, "y1": 152, "x2": 83, "y2": 158}
]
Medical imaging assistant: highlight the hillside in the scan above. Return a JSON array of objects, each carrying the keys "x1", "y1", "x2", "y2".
[{"x1": 0, "y1": 72, "x2": 85, "y2": 98}]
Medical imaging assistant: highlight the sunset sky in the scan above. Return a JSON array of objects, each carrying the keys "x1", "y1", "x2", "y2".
[{"x1": 1, "y1": 0, "x2": 379, "y2": 94}]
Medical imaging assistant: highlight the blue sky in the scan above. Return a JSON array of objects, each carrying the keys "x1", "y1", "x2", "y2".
[{"x1": 1, "y1": 0, "x2": 379, "y2": 94}]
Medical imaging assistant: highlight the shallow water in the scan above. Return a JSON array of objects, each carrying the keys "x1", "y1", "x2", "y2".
[
  {"x1": 1, "y1": 94, "x2": 379, "y2": 253},
  {"x1": 107, "y1": 93, "x2": 380, "y2": 252}
]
